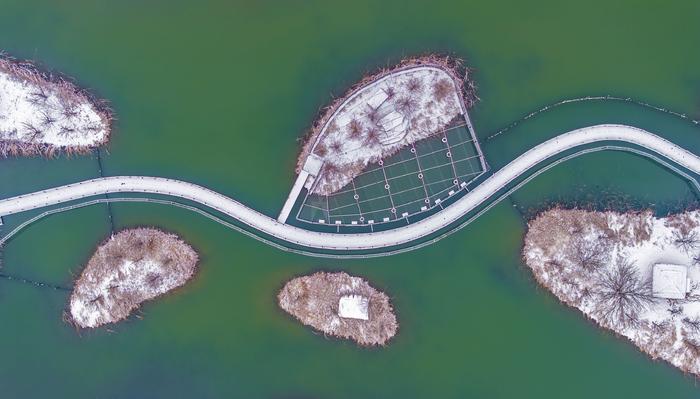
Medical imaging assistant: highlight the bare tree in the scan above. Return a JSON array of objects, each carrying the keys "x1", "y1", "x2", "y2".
[
  {"x1": 683, "y1": 317, "x2": 700, "y2": 333},
  {"x1": 363, "y1": 106, "x2": 381, "y2": 125},
  {"x1": 673, "y1": 230, "x2": 699, "y2": 253},
  {"x1": 383, "y1": 86, "x2": 396, "y2": 100},
  {"x1": 651, "y1": 320, "x2": 670, "y2": 334},
  {"x1": 329, "y1": 140, "x2": 343, "y2": 155},
  {"x1": 27, "y1": 87, "x2": 48, "y2": 104},
  {"x1": 313, "y1": 143, "x2": 328, "y2": 158},
  {"x1": 405, "y1": 77, "x2": 422, "y2": 94},
  {"x1": 61, "y1": 103, "x2": 79, "y2": 120},
  {"x1": 693, "y1": 253, "x2": 700, "y2": 266},
  {"x1": 347, "y1": 118, "x2": 363, "y2": 139},
  {"x1": 432, "y1": 78, "x2": 453, "y2": 102},
  {"x1": 572, "y1": 237, "x2": 607, "y2": 271},
  {"x1": 667, "y1": 302, "x2": 683, "y2": 318},
  {"x1": 593, "y1": 260, "x2": 654, "y2": 328},
  {"x1": 39, "y1": 110, "x2": 56, "y2": 127},
  {"x1": 58, "y1": 125, "x2": 76, "y2": 138},
  {"x1": 395, "y1": 95, "x2": 417, "y2": 116},
  {"x1": 21, "y1": 122, "x2": 43, "y2": 142},
  {"x1": 363, "y1": 126, "x2": 381, "y2": 148},
  {"x1": 684, "y1": 339, "x2": 700, "y2": 357}
]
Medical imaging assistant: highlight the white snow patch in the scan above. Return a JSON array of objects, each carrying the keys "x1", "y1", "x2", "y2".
[
  {"x1": 0, "y1": 69, "x2": 108, "y2": 147},
  {"x1": 338, "y1": 295, "x2": 369, "y2": 320}
]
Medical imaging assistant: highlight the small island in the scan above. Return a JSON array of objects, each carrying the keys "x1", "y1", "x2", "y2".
[
  {"x1": 297, "y1": 55, "x2": 477, "y2": 196},
  {"x1": 523, "y1": 208, "x2": 700, "y2": 375},
  {"x1": 278, "y1": 271, "x2": 398, "y2": 346},
  {"x1": 68, "y1": 228, "x2": 198, "y2": 329},
  {"x1": 0, "y1": 52, "x2": 112, "y2": 158}
]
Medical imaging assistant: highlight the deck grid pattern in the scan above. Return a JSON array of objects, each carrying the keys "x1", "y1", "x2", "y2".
[{"x1": 297, "y1": 124, "x2": 485, "y2": 226}]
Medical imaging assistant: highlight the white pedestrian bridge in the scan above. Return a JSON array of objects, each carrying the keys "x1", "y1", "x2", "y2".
[{"x1": 0, "y1": 125, "x2": 698, "y2": 254}]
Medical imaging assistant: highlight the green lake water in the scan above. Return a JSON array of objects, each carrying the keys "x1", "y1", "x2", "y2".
[{"x1": 1, "y1": 0, "x2": 700, "y2": 397}]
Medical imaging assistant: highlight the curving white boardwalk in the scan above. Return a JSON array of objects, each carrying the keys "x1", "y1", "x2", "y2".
[{"x1": 0, "y1": 124, "x2": 698, "y2": 251}]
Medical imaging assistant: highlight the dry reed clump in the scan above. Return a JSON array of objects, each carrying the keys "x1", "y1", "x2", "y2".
[
  {"x1": 68, "y1": 228, "x2": 198, "y2": 329},
  {"x1": 278, "y1": 271, "x2": 398, "y2": 346},
  {"x1": 0, "y1": 51, "x2": 114, "y2": 158}
]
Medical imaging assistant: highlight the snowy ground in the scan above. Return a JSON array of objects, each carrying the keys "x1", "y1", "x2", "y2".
[
  {"x1": 524, "y1": 209, "x2": 700, "y2": 375},
  {"x1": 70, "y1": 228, "x2": 198, "y2": 328},
  {"x1": 306, "y1": 66, "x2": 463, "y2": 195},
  {"x1": 0, "y1": 62, "x2": 109, "y2": 152}
]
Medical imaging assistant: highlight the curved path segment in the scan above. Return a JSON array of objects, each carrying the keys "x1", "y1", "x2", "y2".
[{"x1": 0, "y1": 124, "x2": 698, "y2": 252}]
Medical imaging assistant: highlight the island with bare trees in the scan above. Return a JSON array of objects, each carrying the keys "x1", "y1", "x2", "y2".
[
  {"x1": 68, "y1": 228, "x2": 198, "y2": 329},
  {"x1": 296, "y1": 54, "x2": 477, "y2": 196},
  {"x1": 523, "y1": 208, "x2": 700, "y2": 375},
  {"x1": 278, "y1": 271, "x2": 398, "y2": 346},
  {"x1": 0, "y1": 52, "x2": 113, "y2": 158}
]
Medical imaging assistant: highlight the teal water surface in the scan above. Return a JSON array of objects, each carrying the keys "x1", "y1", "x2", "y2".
[{"x1": 1, "y1": 1, "x2": 700, "y2": 398}]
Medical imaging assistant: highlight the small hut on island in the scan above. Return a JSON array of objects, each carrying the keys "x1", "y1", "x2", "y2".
[
  {"x1": 338, "y1": 294, "x2": 370, "y2": 320},
  {"x1": 278, "y1": 271, "x2": 398, "y2": 346}
]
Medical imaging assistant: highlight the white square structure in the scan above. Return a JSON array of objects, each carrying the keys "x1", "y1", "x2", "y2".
[
  {"x1": 652, "y1": 264, "x2": 688, "y2": 299},
  {"x1": 338, "y1": 295, "x2": 369, "y2": 320},
  {"x1": 302, "y1": 154, "x2": 324, "y2": 176}
]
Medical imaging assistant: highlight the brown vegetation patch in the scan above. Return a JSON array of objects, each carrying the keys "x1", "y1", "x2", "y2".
[{"x1": 68, "y1": 228, "x2": 198, "y2": 329}]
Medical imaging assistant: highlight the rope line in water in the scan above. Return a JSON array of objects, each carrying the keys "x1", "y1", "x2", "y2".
[
  {"x1": 0, "y1": 272, "x2": 70, "y2": 291},
  {"x1": 486, "y1": 95, "x2": 700, "y2": 141}
]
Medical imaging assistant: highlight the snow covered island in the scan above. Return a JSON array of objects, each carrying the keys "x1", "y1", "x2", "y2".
[
  {"x1": 523, "y1": 208, "x2": 700, "y2": 375},
  {"x1": 68, "y1": 228, "x2": 198, "y2": 329},
  {"x1": 278, "y1": 271, "x2": 398, "y2": 346},
  {"x1": 0, "y1": 52, "x2": 112, "y2": 158},
  {"x1": 296, "y1": 55, "x2": 477, "y2": 196}
]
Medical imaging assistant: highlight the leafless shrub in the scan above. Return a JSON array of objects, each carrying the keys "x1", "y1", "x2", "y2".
[
  {"x1": 363, "y1": 106, "x2": 381, "y2": 124},
  {"x1": 348, "y1": 118, "x2": 363, "y2": 139},
  {"x1": 684, "y1": 339, "x2": 700, "y2": 357},
  {"x1": 693, "y1": 254, "x2": 700, "y2": 266},
  {"x1": 86, "y1": 123, "x2": 102, "y2": 133},
  {"x1": 21, "y1": 122, "x2": 44, "y2": 141},
  {"x1": 329, "y1": 140, "x2": 343, "y2": 154},
  {"x1": 432, "y1": 78, "x2": 453, "y2": 102},
  {"x1": 395, "y1": 95, "x2": 417, "y2": 116},
  {"x1": 651, "y1": 320, "x2": 670, "y2": 334},
  {"x1": 683, "y1": 317, "x2": 700, "y2": 333},
  {"x1": 384, "y1": 86, "x2": 396, "y2": 99},
  {"x1": 667, "y1": 302, "x2": 683, "y2": 318},
  {"x1": 69, "y1": 228, "x2": 199, "y2": 329},
  {"x1": 673, "y1": 230, "x2": 699, "y2": 253},
  {"x1": 593, "y1": 260, "x2": 654, "y2": 329},
  {"x1": 61, "y1": 104, "x2": 79, "y2": 119},
  {"x1": 313, "y1": 142, "x2": 328, "y2": 157},
  {"x1": 58, "y1": 125, "x2": 76, "y2": 138},
  {"x1": 363, "y1": 126, "x2": 381, "y2": 147},
  {"x1": 572, "y1": 237, "x2": 607, "y2": 271},
  {"x1": 28, "y1": 87, "x2": 48, "y2": 104},
  {"x1": 405, "y1": 77, "x2": 422, "y2": 94},
  {"x1": 39, "y1": 111, "x2": 56, "y2": 127}
]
